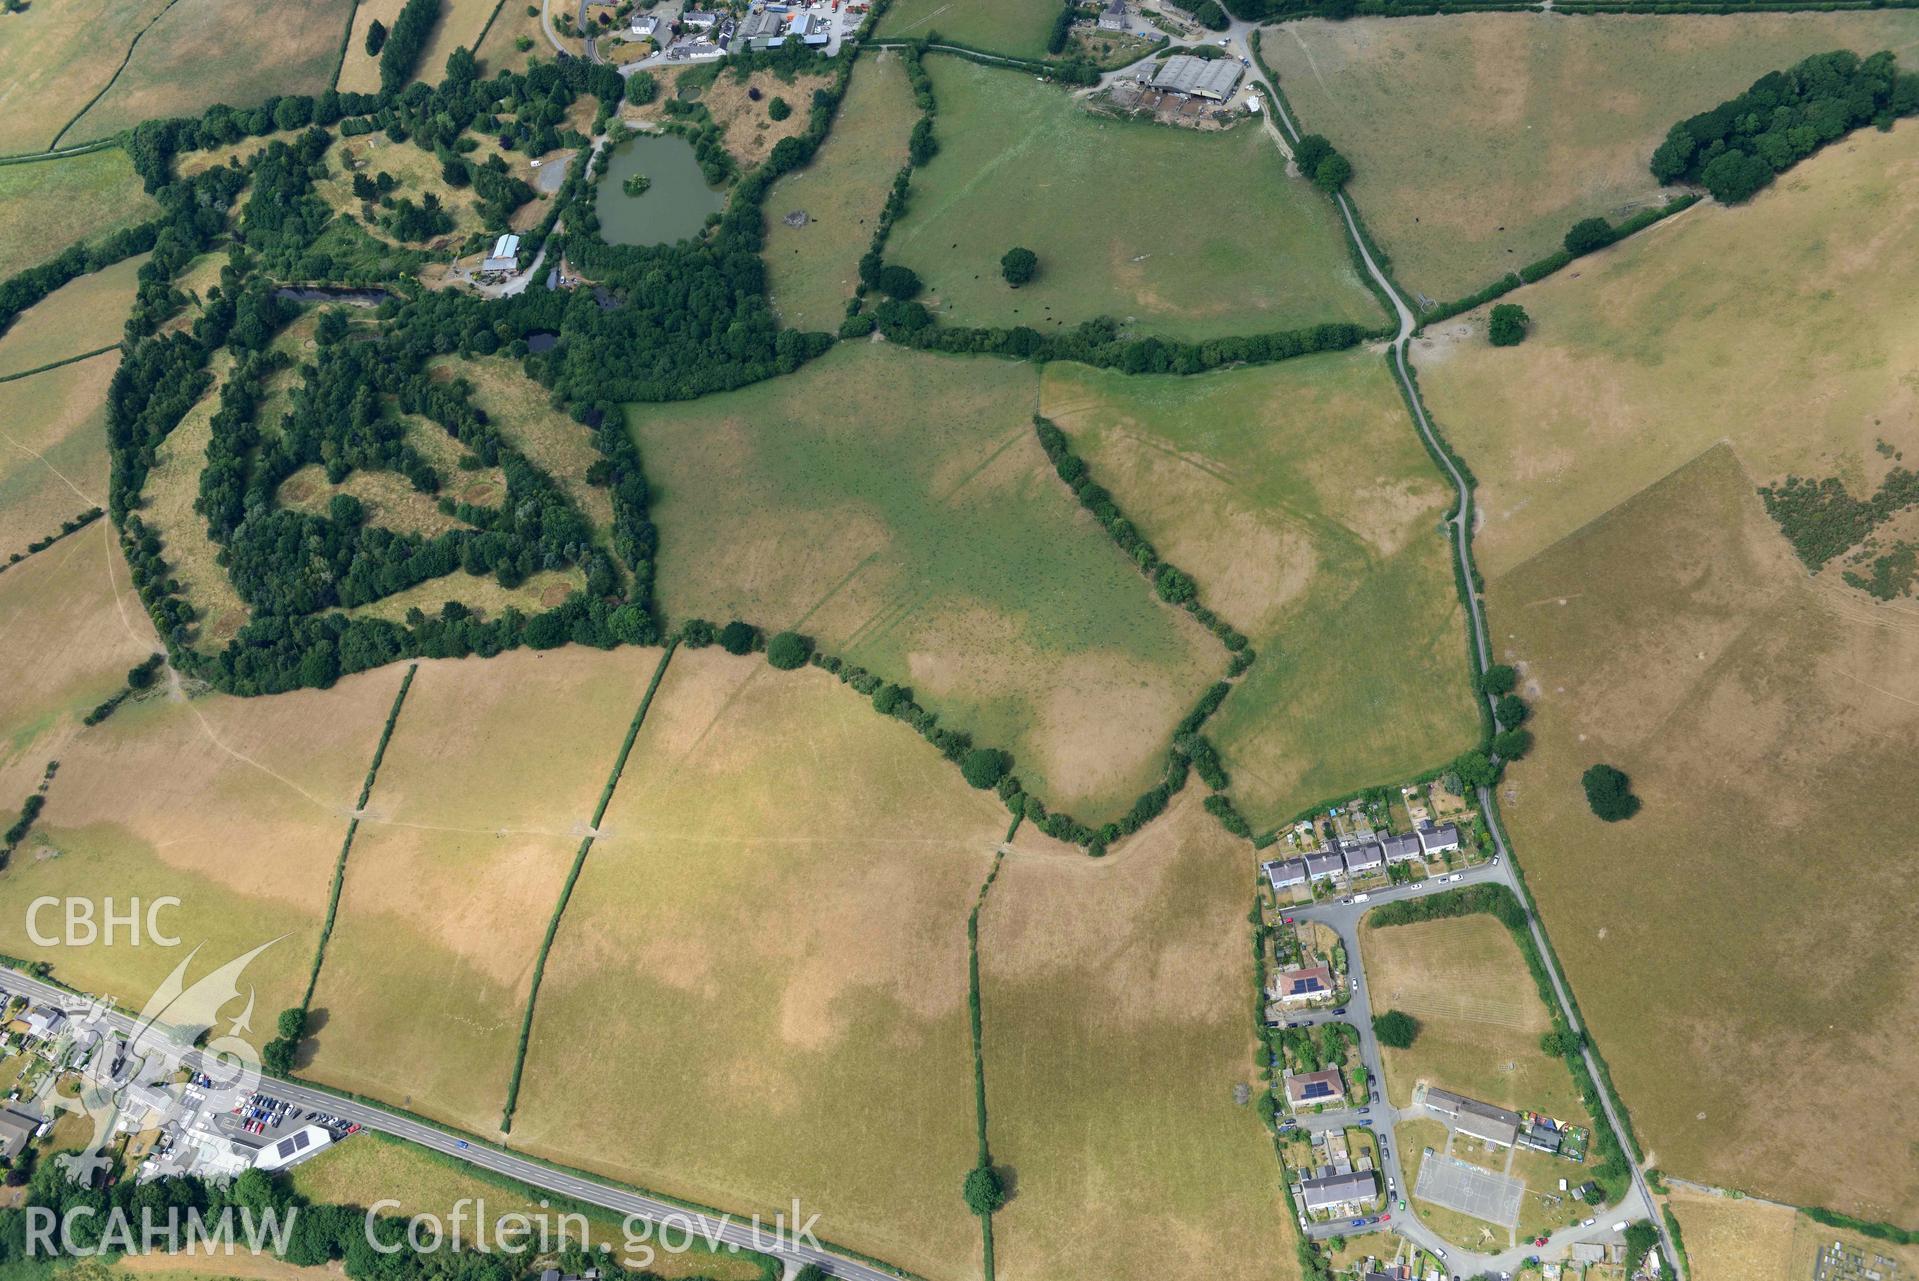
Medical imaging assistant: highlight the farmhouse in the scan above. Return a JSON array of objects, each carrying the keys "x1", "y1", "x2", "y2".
[
  {"x1": 629, "y1": 12, "x2": 659, "y2": 36},
  {"x1": 1150, "y1": 55, "x2": 1244, "y2": 103},
  {"x1": 680, "y1": 9, "x2": 719, "y2": 27},
  {"x1": 1379, "y1": 832, "x2": 1423, "y2": 863},
  {"x1": 1422, "y1": 1086, "x2": 1524, "y2": 1149},
  {"x1": 1417, "y1": 821, "x2": 1461, "y2": 855},
  {"x1": 1097, "y1": 0, "x2": 1128, "y2": 30},
  {"x1": 481, "y1": 233, "x2": 521, "y2": 274},
  {"x1": 1299, "y1": 1169, "x2": 1377, "y2": 1215},
  {"x1": 1272, "y1": 964, "x2": 1334, "y2": 1004},
  {"x1": 1284, "y1": 1066, "x2": 1345, "y2": 1107},
  {"x1": 1262, "y1": 857, "x2": 1307, "y2": 892}
]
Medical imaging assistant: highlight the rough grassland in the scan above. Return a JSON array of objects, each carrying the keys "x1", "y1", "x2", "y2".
[
  {"x1": 1041, "y1": 355, "x2": 1477, "y2": 825},
  {"x1": 512, "y1": 649, "x2": 1005, "y2": 1281},
  {"x1": 316, "y1": 136, "x2": 491, "y2": 246},
  {"x1": 1486, "y1": 443, "x2": 1919, "y2": 1221},
  {"x1": 887, "y1": 58, "x2": 1382, "y2": 342},
  {"x1": 875, "y1": 0, "x2": 1058, "y2": 60},
  {"x1": 1360, "y1": 912, "x2": 1586, "y2": 1122},
  {"x1": 410, "y1": 0, "x2": 504, "y2": 89},
  {"x1": 0, "y1": 255, "x2": 146, "y2": 378},
  {"x1": 337, "y1": 0, "x2": 412, "y2": 95},
  {"x1": 338, "y1": 567, "x2": 586, "y2": 623},
  {"x1": 306, "y1": 648, "x2": 664, "y2": 1137},
  {"x1": 979, "y1": 800, "x2": 1295, "y2": 1281},
  {"x1": 289, "y1": 1135, "x2": 764, "y2": 1280},
  {"x1": 0, "y1": 356, "x2": 114, "y2": 561},
  {"x1": 1264, "y1": 12, "x2": 1919, "y2": 303},
  {"x1": 765, "y1": 52, "x2": 913, "y2": 332},
  {"x1": 143, "y1": 355, "x2": 252, "y2": 648},
  {"x1": 0, "y1": 669, "x2": 402, "y2": 1022},
  {"x1": 1669, "y1": 1185, "x2": 1919, "y2": 1281},
  {"x1": 0, "y1": 526, "x2": 156, "y2": 797},
  {"x1": 1419, "y1": 120, "x2": 1919, "y2": 579},
  {"x1": 0, "y1": 151, "x2": 158, "y2": 280},
  {"x1": 474, "y1": 0, "x2": 547, "y2": 78},
  {"x1": 64, "y1": 0, "x2": 355, "y2": 145},
  {"x1": 0, "y1": 0, "x2": 172, "y2": 151},
  {"x1": 632, "y1": 341, "x2": 1221, "y2": 817}
]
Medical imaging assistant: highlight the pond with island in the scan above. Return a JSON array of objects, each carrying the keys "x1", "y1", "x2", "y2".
[{"x1": 594, "y1": 134, "x2": 726, "y2": 247}]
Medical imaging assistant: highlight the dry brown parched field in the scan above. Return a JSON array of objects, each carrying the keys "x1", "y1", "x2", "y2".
[
  {"x1": 632, "y1": 342, "x2": 1222, "y2": 819},
  {"x1": 0, "y1": 255, "x2": 147, "y2": 378},
  {"x1": 1669, "y1": 1185, "x2": 1919, "y2": 1281},
  {"x1": 144, "y1": 354, "x2": 253, "y2": 649},
  {"x1": 305, "y1": 647, "x2": 663, "y2": 1137},
  {"x1": 1039, "y1": 354, "x2": 1478, "y2": 828},
  {"x1": 511, "y1": 648, "x2": 1005, "y2": 1281},
  {"x1": 409, "y1": 0, "x2": 506, "y2": 89},
  {"x1": 0, "y1": 150, "x2": 158, "y2": 281},
  {"x1": 0, "y1": 665, "x2": 404, "y2": 1023},
  {"x1": 765, "y1": 51, "x2": 913, "y2": 331},
  {"x1": 0, "y1": 0, "x2": 172, "y2": 151},
  {"x1": 1263, "y1": 11, "x2": 1919, "y2": 302},
  {"x1": 337, "y1": 0, "x2": 413, "y2": 95},
  {"x1": 63, "y1": 0, "x2": 356, "y2": 145},
  {"x1": 1360, "y1": 912, "x2": 1586, "y2": 1122},
  {"x1": 0, "y1": 356, "x2": 114, "y2": 562},
  {"x1": 1418, "y1": 125, "x2": 1919, "y2": 1219},
  {"x1": 978, "y1": 800, "x2": 1293, "y2": 1281}
]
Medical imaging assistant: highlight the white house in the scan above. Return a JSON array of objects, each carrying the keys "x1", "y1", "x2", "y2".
[
  {"x1": 1262, "y1": 858, "x2": 1307, "y2": 892},
  {"x1": 1417, "y1": 821, "x2": 1461, "y2": 855}
]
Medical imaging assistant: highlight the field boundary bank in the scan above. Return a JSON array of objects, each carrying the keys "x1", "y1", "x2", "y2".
[
  {"x1": 966, "y1": 851, "x2": 1006, "y2": 1281},
  {"x1": 471, "y1": 0, "x2": 518, "y2": 60},
  {"x1": 327, "y1": 0, "x2": 364, "y2": 91},
  {"x1": 499, "y1": 641, "x2": 677, "y2": 1132},
  {"x1": 0, "y1": 139, "x2": 124, "y2": 167},
  {"x1": 0, "y1": 509, "x2": 106, "y2": 578},
  {"x1": 47, "y1": 0, "x2": 188, "y2": 151},
  {"x1": 0, "y1": 345, "x2": 121, "y2": 384},
  {"x1": 299, "y1": 662, "x2": 419, "y2": 1012}
]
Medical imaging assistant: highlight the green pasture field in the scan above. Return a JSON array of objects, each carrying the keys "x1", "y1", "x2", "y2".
[
  {"x1": 0, "y1": 355, "x2": 113, "y2": 562},
  {"x1": 885, "y1": 57, "x2": 1383, "y2": 342},
  {"x1": 630, "y1": 341, "x2": 1221, "y2": 819},
  {"x1": 305, "y1": 648, "x2": 665, "y2": 1138},
  {"x1": 0, "y1": 150, "x2": 158, "y2": 280},
  {"x1": 0, "y1": 0, "x2": 173, "y2": 152},
  {"x1": 0, "y1": 671, "x2": 406, "y2": 1024},
  {"x1": 1263, "y1": 11, "x2": 1919, "y2": 304},
  {"x1": 764, "y1": 50, "x2": 915, "y2": 332},
  {"x1": 63, "y1": 0, "x2": 355, "y2": 145},
  {"x1": 874, "y1": 0, "x2": 1059, "y2": 60},
  {"x1": 512, "y1": 648, "x2": 1007, "y2": 1281},
  {"x1": 0, "y1": 254, "x2": 146, "y2": 378},
  {"x1": 978, "y1": 800, "x2": 1296, "y2": 1281},
  {"x1": 1040, "y1": 354, "x2": 1478, "y2": 828}
]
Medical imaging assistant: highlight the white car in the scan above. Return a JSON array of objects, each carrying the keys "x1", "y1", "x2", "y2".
[{"x1": 1582, "y1": 1217, "x2": 1596, "y2": 1227}]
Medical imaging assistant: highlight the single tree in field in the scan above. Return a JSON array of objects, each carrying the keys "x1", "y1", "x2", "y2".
[
  {"x1": 1488, "y1": 302, "x2": 1529, "y2": 346},
  {"x1": 1373, "y1": 1009, "x2": 1420, "y2": 1049},
  {"x1": 1581, "y1": 763, "x2": 1640, "y2": 821},
  {"x1": 364, "y1": 18, "x2": 388, "y2": 55},
  {"x1": 962, "y1": 1164, "x2": 1006, "y2": 1216},
  {"x1": 767, "y1": 96, "x2": 791, "y2": 121},
  {"x1": 1000, "y1": 246, "x2": 1038, "y2": 287}
]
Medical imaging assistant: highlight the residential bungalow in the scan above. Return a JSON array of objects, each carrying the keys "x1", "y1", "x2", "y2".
[
  {"x1": 1271, "y1": 964, "x2": 1334, "y2": 1005},
  {"x1": 1284, "y1": 1067, "x2": 1345, "y2": 1108},
  {"x1": 1380, "y1": 832, "x2": 1423, "y2": 864},
  {"x1": 1304, "y1": 850, "x2": 1344, "y2": 882},
  {"x1": 1299, "y1": 1169, "x2": 1377, "y2": 1216},
  {"x1": 1422, "y1": 1086, "x2": 1523, "y2": 1149},
  {"x1": 1262, "y1": 858, "x2": 1307, "y2": 893},
  {"x1": 1417, "y1": 821, "x2": 1461, "y2": 855},
  {"x1": 1340, "y1": 839, "x2": 1384, "y2": 877},
  {"x1": 20, "y1": 1008, "x2": 64, "y2": 1042}
]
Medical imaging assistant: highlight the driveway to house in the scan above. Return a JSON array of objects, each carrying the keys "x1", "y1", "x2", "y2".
[{"x1": 1279, "y1": 863, "x2": 1654, "y2": 1277}]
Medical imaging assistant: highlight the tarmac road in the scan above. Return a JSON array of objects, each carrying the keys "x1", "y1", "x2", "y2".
[{"x1": 0, "y1": 967, "x2": 893, "y2": 1281}]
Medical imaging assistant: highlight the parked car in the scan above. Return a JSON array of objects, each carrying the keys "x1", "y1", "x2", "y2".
[
  {"x1": 1381, "y1": 1213, "x2": 1391, "y2": 1223},
  {"x1": 1350, "y1": 1219, "x2": 1365, "y2": 1228},
  {"x1": 1332, "y1": 1007, "x2": 1348, "y2": 1016},
  {"x1": 1582, "y1": 1217, "x2": 1596, "y2": 1227}
]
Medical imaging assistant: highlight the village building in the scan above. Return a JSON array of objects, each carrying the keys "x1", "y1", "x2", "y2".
[
  {"x1": 1283, "y1": 1066, "x2": 1345, "y2": 1108},
  {"x1": 1417, "y1": 821, "x2": 1461, "y2": 855},
  {"x1": 1422, "y1": 1085, "x2": 1524, "y2": 1148},
  {"x1": 1271, "y1": 964, "x2": 1334, "y2": 1004},
  {"x1": 1304, "y1": 850, "x2": 1345, "y2": 882},
  {"x1": 1262, "y1": 858, "x2": 1308, "y2": 892},
  {"x1": 1097, "y1": 0, "x2": 1128, "y2": 30},
  {"x1": 1298, "y1": 1169, "x2": 1377, "y2": 1216},
  {"x1": 1379, "y1": 832, "x2": 1423, "y2": 863}
]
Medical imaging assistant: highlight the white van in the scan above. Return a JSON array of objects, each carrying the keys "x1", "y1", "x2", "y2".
[{"x1": 1353, "y1": 893, "x2": 1371, "y2": 904}]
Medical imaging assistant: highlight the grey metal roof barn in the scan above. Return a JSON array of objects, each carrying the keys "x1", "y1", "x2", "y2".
[{"x1": 1150, "y1": 55, "x2": 1244, "y2": 101}]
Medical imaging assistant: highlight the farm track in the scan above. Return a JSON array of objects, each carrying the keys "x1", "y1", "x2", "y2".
[{"x1": 1236, "y1": 24, "x2": 1686, "y2": 1278}]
